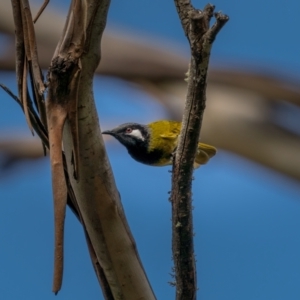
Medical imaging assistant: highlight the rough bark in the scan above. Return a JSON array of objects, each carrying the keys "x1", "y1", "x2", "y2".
[{"x1": 171, "y1": 2, "x2": 228, "y2": 300}]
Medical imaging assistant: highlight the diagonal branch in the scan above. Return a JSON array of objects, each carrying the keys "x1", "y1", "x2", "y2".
[
  {"x1": 33, "y1": 0, "x2": 50, "y2": 24},
  {"x1": 9, "y1": 0, "x2": 156, "y2": 298},
  {"x1": 171, "y1": 2, "x2": 228, "y2": 300},
  {"x1": 0, "y1": 82, "x2": 114, "y2": 298},
  {"x1": 56, "y1": 0, "x2": 156, "y2": 298}
]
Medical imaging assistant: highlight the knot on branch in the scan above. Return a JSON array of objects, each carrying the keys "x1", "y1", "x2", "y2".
[
  {"x1": 48, "y1": 56, "x2": 81, "y2": 101},
  {"x1": 50, "y1": 55, "x2": 79, "y2": 75}
]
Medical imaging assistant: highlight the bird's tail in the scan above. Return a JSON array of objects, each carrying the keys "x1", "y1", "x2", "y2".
[{"x1": 194, "y1": 143, "x2": 217, "y2": 168}]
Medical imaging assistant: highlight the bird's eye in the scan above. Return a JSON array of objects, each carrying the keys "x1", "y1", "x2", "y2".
[{"x1": 125, "y1": 127, "x2": 132, "y2": 134}]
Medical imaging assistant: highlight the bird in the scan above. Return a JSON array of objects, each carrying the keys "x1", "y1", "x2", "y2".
[{"x1": 102, "y1": 120, "x2": 217, "y2": 168}]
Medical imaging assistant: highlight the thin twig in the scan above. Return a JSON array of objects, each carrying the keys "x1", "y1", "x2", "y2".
[
  {"x1": 22, "y1": 58, "x2": 33, "y2": 133},
  {"x1": 33, "y1": 0, "x2": 50, "y2": 24},
  {"x1": 1, "y1": 88, "x2": 48, "y2": 148},
  {"x1": 20, "y1": 0, "x2": 45, "y2": 94},
  {"x1": 10, "y1": 0, "x2": 25, "y2": 103},
  {"x1": 171, "y1": 2, "x2": 228, "y2": 300}
]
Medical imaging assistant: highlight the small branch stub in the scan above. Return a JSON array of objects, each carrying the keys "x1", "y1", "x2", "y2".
[{"x1": 171, "y1": 2, "x2": 228, "y2": 300}]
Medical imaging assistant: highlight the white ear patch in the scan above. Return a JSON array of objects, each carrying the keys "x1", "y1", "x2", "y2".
[{"x1": 128, "y1": 129, "x2": 145, "y2": 141}]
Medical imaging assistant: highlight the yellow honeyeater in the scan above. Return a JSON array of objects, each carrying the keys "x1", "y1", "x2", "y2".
[{"x1": 102, "y1": 120, "x2": 216, "y2": 168}]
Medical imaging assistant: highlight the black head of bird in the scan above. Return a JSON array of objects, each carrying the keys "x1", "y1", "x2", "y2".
[{"x1": 102, "y1": 120, "x2": 216, "y2": 168}]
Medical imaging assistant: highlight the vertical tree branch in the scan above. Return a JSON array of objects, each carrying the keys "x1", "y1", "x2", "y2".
[{"x1": 171, "y1": 2, "x2": 228, "y2": 300}]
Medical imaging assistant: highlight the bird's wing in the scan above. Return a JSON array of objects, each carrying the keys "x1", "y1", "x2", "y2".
[
  {"x1": 159, "y1": 132, "x2": 178, "y2": 139},
  {"x1": 159, "y1": 121, "x2": 181, "y2": 139}
]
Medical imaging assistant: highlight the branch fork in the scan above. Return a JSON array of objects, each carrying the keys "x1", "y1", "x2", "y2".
[{"x1": 171, "y1": 2, "x2": 228, "y2": 300}]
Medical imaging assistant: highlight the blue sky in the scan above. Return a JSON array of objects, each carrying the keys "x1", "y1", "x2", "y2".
[{"x1": 1, "y1": 0, "x2": 300, "y2": 299}]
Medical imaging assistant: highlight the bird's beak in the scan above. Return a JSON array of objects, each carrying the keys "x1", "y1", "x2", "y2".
[{"x1": 102, "y1": 130, "x2": 113, "y2": 136}]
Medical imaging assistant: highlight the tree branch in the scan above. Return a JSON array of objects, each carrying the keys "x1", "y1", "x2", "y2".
[
  {"x1": 171, "y1": 2, "x2": 228, "y2": 299},
  {"x1": 45, "y1": 0, "x2": 156, "y2": 297},
  {"x1": 9, "y1": 0, "x2": 156, "y2": 298},
  {"x1": 56, "y1": 1, "x2": 155, "y2": 297}
]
